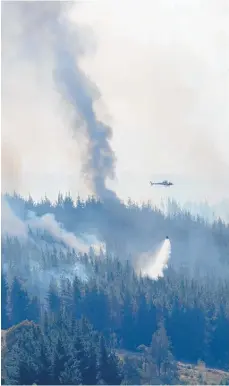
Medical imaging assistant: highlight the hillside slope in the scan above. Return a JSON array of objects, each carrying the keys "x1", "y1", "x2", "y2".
[
  {"x1": 1, "y1": 322, "x2": 40, "y2": 384},
  {"x1": 2, "y1": 325, "x2": 229, "y2": 385},
  {"x1": 117, "y1": 349, "x2": 229, "y2": 385}
]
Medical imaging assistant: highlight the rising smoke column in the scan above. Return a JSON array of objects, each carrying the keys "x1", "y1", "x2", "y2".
[
  {"x1": 2, "y1": 2, "x2": 146, "y2": 264},
  {"x1": 1, "y1": 1, "x2": 118, "y2": 202},
  {"x1": 46, "y1": 4, "x2": 128, "y2": 245},
  {"x1": 41, "y1": 2, "x2": 118, "y2": 202},
  {"x1": 51, "y1": 6, "x2": 118, "y2": 202},
  {"x1": 54, "y1": 40, "x2": 118, "y2": 202}
]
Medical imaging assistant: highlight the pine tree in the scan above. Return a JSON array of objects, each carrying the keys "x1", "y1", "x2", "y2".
[
  {"x1": 73, "y1": 334, "x2": 97, "y2": 385},
  {"x1": 27, "y1": 296, "x2": 41, "y2": 323},
  {"x1": 97, "y1": 335, "x2": 123, "y2": 385},
  {"x1": 3, "y1": 341, "x2": 21, "y2": 385},
  {"x1": 59, "y1": 356, "x2": 82, "y2": 385},
  {"x1": 1, "y1": 272, "x2": 9, "y2": 329},
  {"x1": 36, "y1": 336, "x2": 52, "y2": 385},
  {"x1": 72, "y1": 276, "x2": 82, "y2": 319},
  {"x1": 150, "y1": 320, "x2": 178, "y2": 383},
  {"x1": 9, "y1": 277, "x2": 30, "y2": 326},
  {"x1": 47, "y1": 279, "x2": 60, "y2": 315},
  {"x1": 150, "y1": 321, "x2": 170, "y2": 375},
  {"x1": 51, "y1": 337, "x2": 67, "y2": 384}
]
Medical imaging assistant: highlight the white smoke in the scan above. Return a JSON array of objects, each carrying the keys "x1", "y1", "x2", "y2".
[
  {"x1": 81, "y1": 233, "x2": 106, "y2": 255},
  {"x1": 139, "y1": 238, "x2": 172, "y2": 280},
  {"x1": 1, "y1": 196, "x2": 104, "y2": 295},
  {"x1": 27, "y1": 212, "x2": 89, "y2": 254},
  {"x1": 1, "y1": 196, "x2": 104, "y2": 256}
]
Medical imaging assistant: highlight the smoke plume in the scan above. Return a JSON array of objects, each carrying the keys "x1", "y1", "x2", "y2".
[
  {"x1": 1, "y1": 196, "x2": 103, "y2": 256},
  {"x1": 71, "y1": 1, "x2": 229, "y2": 204},
  {"x1": 2, "y1": 2, "x2": 229, "y2": 292},
  {"x1": 2, "y1": 1, "x2": 228, "y2": 205},
  {"x1": 1, "y1": 1, "x2": 118, "y2": 202},
  {"x1": 53, "y1": 32, "x2": 118, "y2": 202},
  {"x1": 27, "y1": 212, "x2": 89, "y2": 253},
  {"x1": 1, "y1": 195, "x2": 104, "y2": 295}
]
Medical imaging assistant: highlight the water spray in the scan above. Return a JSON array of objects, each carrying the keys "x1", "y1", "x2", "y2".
[{"x1": 139, "y1": 236, "x2": 171, "y2": 280}]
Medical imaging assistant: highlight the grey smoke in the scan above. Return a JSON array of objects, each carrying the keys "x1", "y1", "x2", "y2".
[
  {"x1": 1, "y1": 1, "x2": 118, "y2": 202},
  {"x1": 1, "y1": 196, "x2": 97, "y2": 296},
  {"x1": 27, "y1": 211, "x2": 89, "y2": 254},
  {"x1": 2, "y1": 1, "x2": 229, "y2": 207},
  {"x1": 54, "y1": 40, "x2": 118, "y2": 202},
  {"x1": 1, "y1": 195, "x2": 105, "y2": 256},
  {"x1": 2, "y1": 1, "x2": 228, "y2": 289}
]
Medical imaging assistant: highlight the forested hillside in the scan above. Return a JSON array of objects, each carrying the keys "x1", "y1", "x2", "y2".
[
  {"x1": 1, "y1": 193, "x2": 229, "y2": 384},
  {"x1": 3, "y1": 193, "x2": 229, "y2": 276}
]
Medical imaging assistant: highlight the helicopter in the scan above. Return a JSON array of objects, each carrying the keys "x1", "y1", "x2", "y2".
[{"x1": 150, "y1": 180, "x2": 173, "y2": 187}]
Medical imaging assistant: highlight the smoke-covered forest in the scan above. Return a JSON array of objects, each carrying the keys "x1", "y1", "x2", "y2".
[
  {"x1": 1, "y1": 193, "x2": 229, "y2": 385},
  {"x1": 2, "y1": 1, "x2": 229, "y2": 385}
]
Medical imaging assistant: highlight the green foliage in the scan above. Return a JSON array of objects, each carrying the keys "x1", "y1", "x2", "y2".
[
  {"x1": 2, "y1": 246, "x2": 229, "y2": 373},
  {"x1": 1, "y1": 272, "x2": 9, "y2": 329},
  {"x1": 2, "y1": 316, "x2": 123, "y2": 385},
  {"x1": 2, "y1": 193, "x2": 229, "y2": 384}
]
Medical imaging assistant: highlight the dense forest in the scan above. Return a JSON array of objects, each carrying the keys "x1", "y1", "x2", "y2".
[
  {"x1": 1, "y1": 193, "x2": 229, "y2": 384},
  {"x1": 3, "y1": 193, "x2": 229, "y2": 275}
]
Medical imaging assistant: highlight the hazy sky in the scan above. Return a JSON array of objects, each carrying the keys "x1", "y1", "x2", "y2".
[{"x1": 2, "y1": 0, "x2": 229, "y2": 207}]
